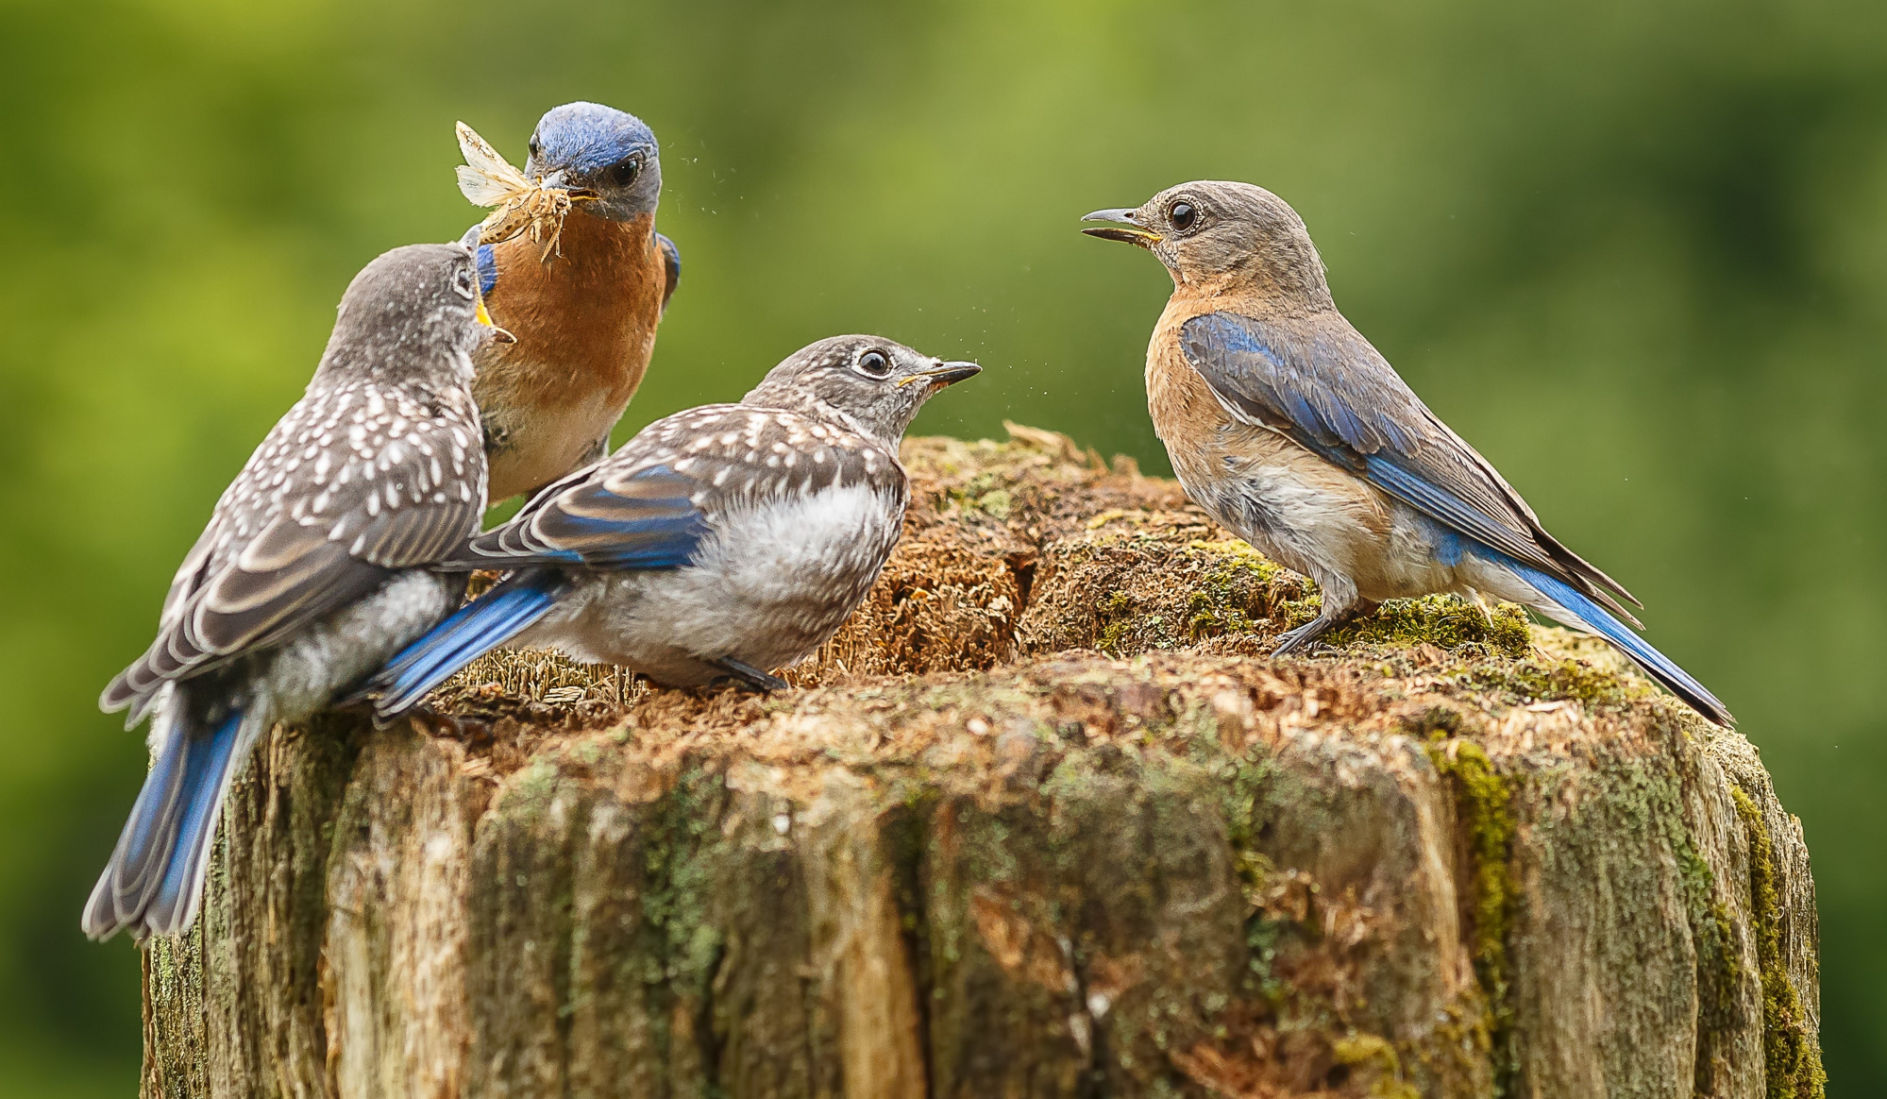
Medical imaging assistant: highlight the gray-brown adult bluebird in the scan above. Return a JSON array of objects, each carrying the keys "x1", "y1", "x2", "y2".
[
  {"x1": 466, "y1": 102, "x2": 679, "y2": 504},
  {"x1": 1084, "y1": 181, "x2": 1730, "y2": 725},
  {"x1": 83, "y1": 236, "x2": 500, "y2": 940},
  {"x1": 359, "y1": 335, "x2": 980, "y2": 715}
]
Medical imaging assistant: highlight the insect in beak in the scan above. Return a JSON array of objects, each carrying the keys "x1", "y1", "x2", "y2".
[{"x1": 455, "y1": 121, "x2": 591, "y2": 261}]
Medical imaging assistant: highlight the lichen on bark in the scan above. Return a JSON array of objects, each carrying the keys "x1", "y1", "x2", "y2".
[
  {"x1": 1731, "y1": 786, "x2": 1826, "y2": 1098},
  {"x1": 137, "y1": 426, "x2": 1819, "y2": 1098}
]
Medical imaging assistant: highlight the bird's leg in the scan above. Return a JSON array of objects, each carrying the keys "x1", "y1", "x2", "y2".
[
  {"x1": 401, "y1": 701, "x2": 490, "y2": 743},
  {"x1": 1271, "y1": 615, "x2": 1339, "y2": 655},
  {"x1": 1272, "y1": 585, "x2": 1371, "y2": 656},
  {"x1": 710, "y1": 657, "x2": 789, "y2": 692}
]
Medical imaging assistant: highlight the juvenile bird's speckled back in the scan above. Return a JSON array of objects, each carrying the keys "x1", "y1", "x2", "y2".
[
  {"x1": 360, "y1": 335, "x2": 980, "y2": 713},
  {"x1": 86, "y1": 240, "x2": 497, "y2": 940}
]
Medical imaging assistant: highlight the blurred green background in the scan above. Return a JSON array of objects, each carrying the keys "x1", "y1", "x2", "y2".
[{"x1": 2, "y1": 0, "x2": 1882, "y2": 1093}]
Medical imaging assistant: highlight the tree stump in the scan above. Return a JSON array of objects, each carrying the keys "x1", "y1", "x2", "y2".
[{"x1": 139, "y1": 428, "x2": 1823, "y2": 1098}]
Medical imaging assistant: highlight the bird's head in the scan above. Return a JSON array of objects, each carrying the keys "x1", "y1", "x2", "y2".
[
  {"x1": 743, "y1": 335, "x2": 981, "y2": 443},
  {"x1": 322, "y1": 235, "x2": 510, "y2": 381},
  {"x1": 525, "y1": 102, "x2": 662, "y2": 223},
  {"x1": 1083, "y1": 181, "x2": 1332, "y2": 307}
]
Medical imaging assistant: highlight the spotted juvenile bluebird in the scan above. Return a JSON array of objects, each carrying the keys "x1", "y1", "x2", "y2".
[
  {"x1": 82, "y1": 236, "x2": 501, "y2": 940},
  {"x1": 1083, "y1": 182, "x2": 1731, "y2": 725},
  {"x1": 467, "y1": 101, "x2": 680, "y2": 504},
  {"x1": 358, "y1": 335, "x2": 980, "y2": 716}
]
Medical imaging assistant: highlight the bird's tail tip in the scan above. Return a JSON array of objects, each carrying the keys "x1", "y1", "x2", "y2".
[
  {"x1": 81, "y1": 708, "x2": 249, "y2": 941},
  {"x1": 1506, "y1": 561, "x2": 1733, "y2": 727},
  {"x1": 1640, "y1": 661, "x2": 1735, "y2": 728}
]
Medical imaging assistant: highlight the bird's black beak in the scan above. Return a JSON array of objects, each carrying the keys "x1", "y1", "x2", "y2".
[
  {"x1": 535, "y1": 167, "x2": 600, "y2": 202},
  {"x1": 1081, "y1": 208, "x2": 1162, "y2": 248},
  {"x1": 905, "y1": 361, "x2": 982, "y2": 390}
]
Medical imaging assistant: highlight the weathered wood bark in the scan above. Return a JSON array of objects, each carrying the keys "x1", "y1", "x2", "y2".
[{"x1": 141, "y1": 428, "x2": 1823, "y2": 1098}]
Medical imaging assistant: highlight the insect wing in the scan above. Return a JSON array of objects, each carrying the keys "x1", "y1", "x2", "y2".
[{"x1": 454, "y1": 121, "x2": 529, "y2": 207}]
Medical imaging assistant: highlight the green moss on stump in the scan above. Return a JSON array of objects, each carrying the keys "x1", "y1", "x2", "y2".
[
  {"x1": 1183, "y1": 539, "x2": 1314, "y2": 641},
  {"x1": 145, "y1": 430, "x2": 1818, "y2": 1098},
  {"x1": 1424, "y1": 736, "x2": 1517, "y2": 1093},
  {"x1": 1331, "y1": 1031, "x2": 1423, "y2": 1099},
  {"x1": 1340, "y1": 598, "x2": 1531, "y2": 659},
  {"x1": 1669, "y1": 816, "x2": 1743, "y2": 1033},
  {"x1": 942, "y1": 469, "x2": 1016, "y2": 518},
  {"x1": 1732, "y1": 787, "x2": 1826, "y2": 1099},
  {"x1": 1178, "y1": 540, "x2": 1532, "y2": 660}
]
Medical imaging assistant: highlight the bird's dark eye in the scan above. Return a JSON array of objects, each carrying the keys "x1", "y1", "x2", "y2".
[
  {"x1": 855, "y1": 350, "x2": 892, "y2": 378},
  {"x1": 604, "y1": 154, "x2": 642, "y2": 188},
  {"x1": 1169, "y1": 201, "x2": 1199, "y2": 233},
  {"x1": 527, "y1": 135, "x2": 541, "y2": 160}
]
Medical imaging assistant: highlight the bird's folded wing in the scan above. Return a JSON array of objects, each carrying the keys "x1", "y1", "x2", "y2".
[
  {"x1": 445, "y1": 462, "x2": 709, "y2": 571},
  {"x1": 446, "y1": 402, "x2": 904, "y2": 574},
  {"x1": 1178, "y1": 311, "x2": 1639, "y2": 618},
  {"x1": 657, "y1": 233, "x2": 681, "y2": 313},
  {"x1": 101, "y1": 419, "x2": 484, "y2": 715}
]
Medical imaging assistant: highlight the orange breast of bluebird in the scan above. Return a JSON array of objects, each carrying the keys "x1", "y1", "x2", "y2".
[
  {"x1": 1147, "y1": 298, "x2": 1218, "y2": 485},
  {"x1": 476, "y1": 209, "x2": 667, "y2": 501}
]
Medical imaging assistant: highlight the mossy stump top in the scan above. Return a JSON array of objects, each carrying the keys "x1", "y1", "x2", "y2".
[{"x1": 141, "y1": 426, "x2": 1821, "y2": 1099}]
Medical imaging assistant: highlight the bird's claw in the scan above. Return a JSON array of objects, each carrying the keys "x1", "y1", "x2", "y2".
[
  {"x1": 710, "y1": 657, "x2": 789, "y2": 692},
  {"x1": 404, "y1": 703, "x2": 487, "y2": 742},
  {"x1": 1271, "y1": 619, "x2": 1335, "y2": 656}
]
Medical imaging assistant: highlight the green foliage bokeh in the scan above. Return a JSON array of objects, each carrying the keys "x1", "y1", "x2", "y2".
[{"x1": 1, "y1": 0, "x2": 1881, "y2": 1092}]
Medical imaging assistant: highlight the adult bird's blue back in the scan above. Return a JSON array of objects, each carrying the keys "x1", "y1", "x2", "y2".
[
  {"x1": 1083, "y1": 181, "x2": 1731, "y2": 726},
  {"x1": 465, "y1": 101, "x2": 681, "y2": 503},
  {"x1": 82, "y1": 235, "x2": 501, "y2": 940}
]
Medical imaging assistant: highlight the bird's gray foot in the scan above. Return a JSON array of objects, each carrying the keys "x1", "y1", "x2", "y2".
[
  {"x1": 1271, "y1": 599, "x2": 1373, "y2": 656},
  {"x1": 1271, "y1": 616, "x2": 1338, "y2": 655},
  {"x1": 403, "y1": 702, "x2": 488, "y2": 742},
  {"x1": 711, "y1": 657, "x2": 789, "y2": 692}
]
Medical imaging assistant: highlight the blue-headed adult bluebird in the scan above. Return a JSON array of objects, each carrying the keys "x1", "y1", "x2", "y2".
[
  {"x1": 358, "y1": 335, "x2": 980, "y2": 716},
  {"x1": 83, "y1": 236, "x2": 502, "y2": 940},
  {"x1": 461, "y1": 102, "x2": 680, "y2": 503},
  {"x1": 1083, "y1": 181, "x2": 1731, "y2": 726}
]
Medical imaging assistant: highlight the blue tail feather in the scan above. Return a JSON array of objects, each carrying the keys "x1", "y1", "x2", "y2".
[
  {"x1": 365, "y1": 571, "x2": 564, "y2": 718},
  {"x1": 83, "y1": 707, "x2": 246, "y2": 940},
  {"x1": 1500, "y1": 556, "x2": 1732, "y2": 725}
]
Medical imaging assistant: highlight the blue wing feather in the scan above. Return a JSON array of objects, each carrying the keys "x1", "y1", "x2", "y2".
[
  {"x1": 83, "y1": 707, "x2": 246, "y2": 939},
  {"x1": 150, "y1": 711, "x2": 245, "y2": 921},
  {"x1": 1178, "y1": 311, "x2": 1638, "y2": 617},
  {"x1": 363, "y1": 572, "x2": 565, "y2": 718},
  {"x1": 448, "y1": 464, "x2": 709, "y2": 571},
  {"x1": 476, "y1": 242, "x2": 499, "y2": 296},
  {"x1": 656, "y1": 232, "x2": 680, "y2": 313},
  {"x1": 362, "y1": 468, "x2": 709, "y2": 716},
  {"x1": 1362, "y1": 454, "x2": 1527, "y2": 565},
  {"x1": 1489, "y1": 550, "x2": 1731, "y2": 724}
]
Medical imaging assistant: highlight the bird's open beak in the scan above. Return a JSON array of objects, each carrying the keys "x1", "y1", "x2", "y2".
[
  {"x1": 534, "y1": 168, "x2": 600, "y2": 202},
  {"x1": 475, "y1": 297, "x2": 516, "y2": 344},
  {"x1": 1081, "y1": 208, "x2": 1162, "y2": 248},
  {"x1": 902, "y1": 361, "x2": 983, "y2": 390}
]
